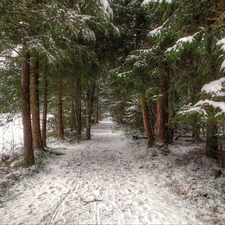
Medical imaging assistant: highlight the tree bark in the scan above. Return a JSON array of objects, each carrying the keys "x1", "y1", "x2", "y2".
[
  {"x1": 42, "y1": 72, "x2": 48, "y2": 147},
  {"x1": 156, "y1": 100, "x2": 166, "y2": 142},
  {"x1": 70, "y1": 98, "x2": 76, "y2": 131},
  {"x1": 206, "y1": 116, "x2": 218, "y2": 159},
  {"x1": 156, "y1": 74, "x2": 169, "y2": 144},
  {"x1": 85, "y1": 84, "x2": 95, "y2": 140},
  {"x1": 167, "y1": 88, "x2": 174, "y2": 143},
  {"x1": 30, "y1": 55, "x2": 43, "y2": 151},
  {"x1": 140, "y1": 90, "x2": 154, "y2": 147},
  {"x1": 70, "y1": 78, "x2": 77, "y2": 131},
  {"x1": 85, "y1": 90, "x2": 92, "y2": 140},
  {"x1": 95, "y1": 86, "x2": 100, "y2": 123},
  {"x1": 75, "y1": 78, "x2": 82, "y2": 140},
  {"x1": 96, "y1": 106, "x2": 102, "y2": 123},
  {"x1": 57, "y1": 80, "x2": 64, "y2": 140},
  {"x1": 21, "y1": 49, "x2": 35, "y2": 166}
]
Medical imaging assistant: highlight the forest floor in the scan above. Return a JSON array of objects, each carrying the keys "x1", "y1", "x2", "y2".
[{"x1": 0, "y1": 117, "x2": 225, "y2": 224}]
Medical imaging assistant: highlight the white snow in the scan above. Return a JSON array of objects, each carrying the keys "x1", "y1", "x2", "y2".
[
  {"x1": 179, "y1": 104, "x2": 206, "y2": 116},
  {"x1": 180, "y1": 77, "x2": 225, "y2": 116},
  {"x1": 180, "y1": 99, "x2": 225, "y2": 117},
  {"x1": 194, "y1": 99, "x2": 225, "y2": 116},
  {"x1": 148, "y1": 19, "x2": 170, "y2": 37},
  {"x1": 217, "y1": 38, "x2": 225, "y2": 51},
  {"x1": 220, "y1": 60, "x2": 225, "y2": 70},
  {"x1": 0, "y1": 46, "x2": 22, "y2": 69},
  {"x1": 142, "y1": 0, "x2": 172, "y2": 6},
  {"x1": 136, "y1": 48, "x2": 153, "y2": 53},
  {"x1": 217, "y1": 38, "x2": 225, "y2": 70},
  {"x1": 0, "y1": 114, "x2": 23, "y2": 162},
  {"x1": 0, "y1": 118, "x2": 225, "y2": 224},
  {"x1": 166, "y1": 34, "x2": 196, "y2": 53},
  {"x1": 117, "y1": 70, "x2": 133, "y2": 77},
  {"x1": 148, "y1": 25, "x2": 163, "y2": 36},
  {"x1": 81, "y1": 28, "x2": 96, "y2": 42},
  {"x1": 202, "y1": 77, "x2": 225, "y2": 97},
  {"x1": 100, "y1": 0, "x2": 113, "y2": 18},
  {"x1": 126, "y1": 106, "x2": 137, "y2": 111}
]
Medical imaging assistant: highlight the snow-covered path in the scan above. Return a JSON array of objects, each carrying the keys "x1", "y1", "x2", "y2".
[{"x1": 1, "y1": 118, "x2": 202, "y2": 224}]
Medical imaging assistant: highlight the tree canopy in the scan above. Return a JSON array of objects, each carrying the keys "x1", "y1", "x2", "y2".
[{"x1": 1, "y1": 0, "x2": 225, "y2": 166}]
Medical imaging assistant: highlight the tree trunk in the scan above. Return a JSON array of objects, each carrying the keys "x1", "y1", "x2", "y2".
[
  {"x1": 156, "y1": 101, "x2": 166, "y2": 142},
  {"x1": 70, "y1": 79, "x2": 77, "y2": 131},
  {"x1": 57, "y1": 80, "x2": 64, "y2": 140},
  {"x1": 140, "y1": 90, "x2": 154, "y2": 147},
  {"x1": 96, "y1": 106, "x2": 99, "y2": 123},
  {"x1": 75, "y1": 78, "x2": 82, "y2": 140},
  {"x1": 42, "y1": 72, "x2": 48, "y2": 147},
  {"x1": 30, "y1": 55, "x2": 43, "y2": 151},
  {"x1": 85, "y1": 90, "x2": 92, "y2": 140},
  {"x1": 21, "y1": 49, "x2": 35, "y2": 166},
  {"x1": 85, "y1": 85, "x2": 95, "y2": 140},
  {"x1": 95, "y1": 86, "x2": 99, "y2": 123},
  {"x1": 167, "y1": 88, "x2": 174, "y2": 143},
  {"x1": 70, "y1": 98, "x2": 76, "y2": 131},
  {"x1": 96, "y1": 106, "x2": 102, "y2": 123},
  {"x1": 206, "y1": 117, "x2": 218, "y2": 159},
  {"x1": 156, "y1": 74, "x2": 169, "y2": 144}
]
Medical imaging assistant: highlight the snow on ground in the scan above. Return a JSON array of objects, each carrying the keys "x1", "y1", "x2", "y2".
[
  {"x1": 0, "y1": 118, "x2": 225, "y2": 224},
  {"x1": 0, "y1": 114, "x2": 23, "y2": 162}
]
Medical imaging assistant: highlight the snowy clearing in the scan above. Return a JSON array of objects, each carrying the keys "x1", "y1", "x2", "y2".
[{"x1": 0, "y1": 118, "x2": 225, "y2": 224}]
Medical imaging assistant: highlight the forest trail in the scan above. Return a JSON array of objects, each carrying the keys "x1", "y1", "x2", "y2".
[{"x1": 1, "y1": 118, "x2": 202, "y2": 224}]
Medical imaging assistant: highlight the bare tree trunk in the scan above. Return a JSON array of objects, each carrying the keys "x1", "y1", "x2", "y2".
[
  {"x1": 70, "y1": 79, "x2": 76, "y2": 131},
  {"x1": 21, "y1": 49, "x2": 35, "y2": 166},
  {"x1": 156, "y1": 74, "x2": 169, "y2": 144},
  {"x1": 42, "y1": 72, "x2": 48, "y2": 147},
  {"x1": 167, "y1": 89, "x2": 174, "y2": 143},
  {"x1": 85, "y1": 90, "x2": 92, "y2": 140},
  {"x1": 94, "y1": 86, "x2": 99, "y2": 123},
  {"x1": 96, "y1": 106, "x2": 102, "y2": 123},
  {"x1": 30, "y1": 55, "x2": 43, "y2": 151},
  {"x1": 96, "y1": 106, "x2": 99, "y2": 123},
  {"x1": 75, "y1": 78, "x2": 82, "y2": 140},
  {"x1": 57, "y1": 80, "x2": 64, "y2": 140},
  {"x1": 156, "y1": 100, "x2": 166, "y2": 142},
  {"x1": 140, "y1": 90, "x2": 154, "y2": 147},
  {"x1": 70, "y1": 98, "x2": 76, "y2": 131},
  {"x1": 95, "y1": 86, "x2": 102, "y2": 122},
  {"x1": 206, "y1": 117, "x2": 218, "y2": 159},
  {"x1": 85, "y1": 85, "x2": 95, "y2": 140}
]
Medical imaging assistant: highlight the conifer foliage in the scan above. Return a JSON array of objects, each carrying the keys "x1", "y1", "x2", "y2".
[
  {"x1": 109, "y1": 0, "x2": 225, "y2": 163},
  {"x1": 0, "y1": 0, "x2": 117, "y2": 166},
  {"x1": 1, "y1": 0, "x2": 225, "y2": 166}
]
